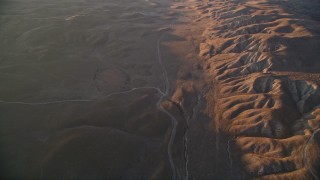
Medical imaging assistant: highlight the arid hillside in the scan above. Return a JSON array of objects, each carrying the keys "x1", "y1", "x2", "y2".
[
  {"x1": 192, "y1": 0, "x2": 320, "y2": 179},
  {"x1": 1, "y1": 0, "x2": 319, "y2": 179}
]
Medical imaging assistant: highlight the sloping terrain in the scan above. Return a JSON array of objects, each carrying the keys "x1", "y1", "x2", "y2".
[
  {"x1": 192, "y1": 0, "x2": 320, "y2": 179},
  {"x1": 1, "y1": 0, "x2": 320, "y2": 179}
]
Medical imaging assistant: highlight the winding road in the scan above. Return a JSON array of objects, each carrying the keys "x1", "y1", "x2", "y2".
[
  {"x1": 0, "y1": 86, "x2": 164, "y2": 106},
  {"x1": 156, "y1": 34, "x2": 178, "y2": 180},
  {"x1": 0, "y1": 34, "x2": 178, "y2": 180}
]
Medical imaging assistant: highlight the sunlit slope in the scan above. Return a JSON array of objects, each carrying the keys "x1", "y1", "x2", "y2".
[{"x1": 193, "y1": 0, "x2": 320, "y2": 179}]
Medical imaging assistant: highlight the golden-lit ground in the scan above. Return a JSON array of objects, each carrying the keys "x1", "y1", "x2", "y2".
[
  {"x1": 1, "y1": 0, "x2": 320, "y2": 179},
  {"x1": 190, "y1": 0, "x2": 320, "y2": 179}
]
